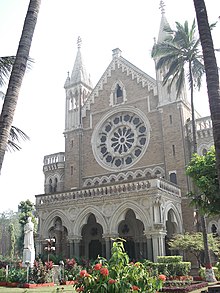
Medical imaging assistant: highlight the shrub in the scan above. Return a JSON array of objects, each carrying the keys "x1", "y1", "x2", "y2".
[
  {"x1": 154, "y1": 256, "x2": 191, "y2": 277},
  {"x1": 157, "y1": 256, "x2": 183, "y2": 263},
  {"x1": 73, "y1": 239, "x2": 165, "y2": 292}
]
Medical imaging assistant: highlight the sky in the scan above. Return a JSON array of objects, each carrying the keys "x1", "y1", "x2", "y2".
[{"x1": 0, "y1": 0, "x2": 219, "y2": 212}]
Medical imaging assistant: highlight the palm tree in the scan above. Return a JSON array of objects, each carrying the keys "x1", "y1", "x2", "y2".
[
  {"x1": 152, "y1": 20, "x2": 216, "y2": 282},
  {"x1": 0, "y1": 0, "x2": 41, "y2": 173},
  {"x1": 193, "y1": 1, "x2": 219, "y2": 282},
  {"x1": 152, "y1": 20, "x2": 205, "y2": 154},
  {"x1": 193, "y1": 0, "x2": 220, "y2": 185}
]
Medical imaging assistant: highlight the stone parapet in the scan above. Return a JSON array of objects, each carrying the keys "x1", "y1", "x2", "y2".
[{"x1": 36, "y1": 178, "x2": 181, "y2": 206}]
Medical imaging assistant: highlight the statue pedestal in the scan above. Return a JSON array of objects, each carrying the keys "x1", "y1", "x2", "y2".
[{"x1": 22, "y1": 248, "x2": 35, "y2": 268}]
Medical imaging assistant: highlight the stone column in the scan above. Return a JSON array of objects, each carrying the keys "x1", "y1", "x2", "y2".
[
  {"x1": 69, "y1": 239, "x2": 74, "y2": 258},
  {"x1": 151, "y1": 230, "x2": 166, "y2": 261},
  {"x1": 105, "y1": 237, "x2": 111, "y2": 260},
  {"x1": 73, "y1": 237, "x2": 81, "y2": 259}
]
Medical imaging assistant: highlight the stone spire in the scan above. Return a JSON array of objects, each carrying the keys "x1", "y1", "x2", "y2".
[
  {"x1": 69, "y1": 36, "x2": 92, "y2": 87},
  {"x1": 157, "y1": 0, "x2": 170, "y2": 43}
]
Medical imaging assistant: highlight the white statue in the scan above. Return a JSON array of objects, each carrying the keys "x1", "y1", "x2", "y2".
[{"x1": 22, "y1": 217, "x2": 35, "y2": 268}]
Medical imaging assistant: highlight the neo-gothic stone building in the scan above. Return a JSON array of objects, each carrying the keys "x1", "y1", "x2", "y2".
[{"x1": 35, "y1": 9, "x2": 218, "y2": 261}]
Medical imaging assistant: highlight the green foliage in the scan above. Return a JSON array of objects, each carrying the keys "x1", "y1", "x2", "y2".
[
  {"x1": 7, "y1": 267, "x2": 27, "y2": 283},
  {"x1": 0, "y1": 210, "x2": 21, "y2": 259},
  {"x1": 18, "y1": 200, "x2": 35, "y2": 226},
  {"x1": 154, "y1": 256, "x2": 191, "y2": 277},
  {"x1": 8, "y1": 224, "x2": 15, "y2": 260},
  {"x1": 73, "y1": 239, "x2": 165, "y2": 292},
  {"x1": 186, "y1": 147, "x2": 220, "y2": 215},
  {"x1": 157, "y1": 256, "x2": 183, "y2": 263},
  {"x1": 17, "y1": 200, "x2": 36, "y2": 255},
  {"x1": 0, "y1": 268, "x2": 6, "y2": 281},
  {"x1": 152, "y1": 20, "x2": 204, "y2": 97},
  {"x1": 168, "y1": 232, "x2": 220, "y2": 266}
]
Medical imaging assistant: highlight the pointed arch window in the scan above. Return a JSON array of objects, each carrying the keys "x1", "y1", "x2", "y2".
[
  {"x1": 116, "y1": 84, "x2": 123, "y2": 104},
  {"x1": 109, "y1": 81, "x2": 127, "y2": 106},
  {"x1": 49, "y1": 179, "x2": 53, "y2": 193},
  {"x1": 54, "y1": 177, "x2": 58, "y2": 192},
  {"x1": 169, "y1": 171, "x2": 177, "y2": 185}
]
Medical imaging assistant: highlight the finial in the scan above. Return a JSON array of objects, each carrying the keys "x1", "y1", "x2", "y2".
[
  {"x1": 159, "y1": 0, "x2": 165, "y2": 15},
  {"x1": 77, "y1": 36, "x2": 82, "y2": 49}
]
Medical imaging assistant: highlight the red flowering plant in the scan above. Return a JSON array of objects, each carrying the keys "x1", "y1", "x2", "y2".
[
  {"x1": 29, "y1": 259, "x2": 54, "y2": 284},
  {"x1": 63, "y1": 258, "x2": 82, "y2": 281},
  {"x1": 73, "y1": 238, "x2": 166, "y2": 292}
]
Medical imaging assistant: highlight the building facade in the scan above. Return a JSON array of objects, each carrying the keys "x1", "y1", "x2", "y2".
[{"x1": 35, "y1": 9, "x2": 217, "y2": 261}]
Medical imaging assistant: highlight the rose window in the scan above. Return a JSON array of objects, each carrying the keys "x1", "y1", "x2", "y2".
[{"x1": 92, "y1": 110, "x2": 150, "y2": 170}]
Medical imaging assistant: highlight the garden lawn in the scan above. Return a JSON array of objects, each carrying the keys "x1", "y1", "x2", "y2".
[{"x1": 0, "y1": 285, "x2": 76, "y2": 292}]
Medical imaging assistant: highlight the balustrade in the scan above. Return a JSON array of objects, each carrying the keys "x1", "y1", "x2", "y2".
[{"x1": 36, "y1": 178, "x2": 181, "y2": 206}]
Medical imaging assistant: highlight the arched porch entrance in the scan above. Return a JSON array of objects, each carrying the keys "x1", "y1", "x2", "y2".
[
  {"x1": 118, "y1": 209, "x2": 145, "y2": 260},
  {"x1": 48, "y1": 216, "x2": 69, "y2": 258},
  {"x1": 81, "y1": 214, "x2": 104, "y2": 260},
  {"x1": 165, "y1": 209, "x2": 178, "y2": 255}
]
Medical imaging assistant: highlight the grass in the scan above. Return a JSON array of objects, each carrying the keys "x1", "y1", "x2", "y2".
[{"x1": 0, "y1": 285, "x2": 75, "y2": 292}]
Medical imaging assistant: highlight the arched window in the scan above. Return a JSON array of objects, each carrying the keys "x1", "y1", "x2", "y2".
[
  {"x1": 116, "y1": 84, "x2": 123, "y2": 104},
  {"x1": 49, "y1": 179, "x2": 53, "y2": 193},
  {"x1": 169, "y1": 172, "x2": 177, "y2": 185},
  {"x1": 202, "y1": 148, "x2": 208, "y2": 156},
  {"x1": 54, "y1": 177, "x2": 58, "y2": 192},
  {"x1": 211, "y1": 224, "x2": 218, "y2": 236},
  {"x1": 109, "y1": 81, "x2": 126, "y2": 106}
]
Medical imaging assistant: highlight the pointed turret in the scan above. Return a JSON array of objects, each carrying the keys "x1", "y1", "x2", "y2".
[
  {"x1": 69, "y1": 37, "x2": 92, "y2": 88},
  {"x1": 157, "y1": 0, "x2": 170, "y2": 43},
  {"x1": 154, "y1": 1, "x2": 187, "y2": 105},
  {"x1": 64, "y1": 37, "x2": 93, "y2": 131}
]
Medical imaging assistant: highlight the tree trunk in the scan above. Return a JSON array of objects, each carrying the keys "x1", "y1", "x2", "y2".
[
  {"x1": 189, "y1": 61, "x2": 197, "y2": 154},
  {"x1": 0, "y1": 0, "x2": 41, "y2": 173},
  {"x1": 193, "y1": 0, "x2": 220, "y2": 185},
  {"x1": 200, "y1": 215, "x2": 216, "y2": 282}
]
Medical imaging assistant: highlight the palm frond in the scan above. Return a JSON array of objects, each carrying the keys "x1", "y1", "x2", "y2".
[
  {"x1": 0, "y1": 56, "x2": 34, "y2": 86},
  {"x1": 0, "y1": 56, "x2": 16, "y2": 86},
  {"x1": 151, "y1": 19, "x2": 204, "y2": 100},
  {"x1": 7, "y1": 126, "x2": 30, "y2": 152}
]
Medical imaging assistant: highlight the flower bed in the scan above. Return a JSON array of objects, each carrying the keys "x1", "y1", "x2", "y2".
[
  {"x1": 162, "y1": 281, "x2": 208, "y2": 292},
  {"x1": 23, "y1": 282, "x2": 54, "y2": 288}
]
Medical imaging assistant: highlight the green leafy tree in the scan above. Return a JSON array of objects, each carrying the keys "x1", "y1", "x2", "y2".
[
  {"x1": 186, "y1": 147, "x2": 219, "y2": 280},
  {"x1": 0, "y1": 0, "x2": 41, "y2": 173},
  {"x1": 0, "y1": 210, "x2": 20, "y2": 258},
  {"x1": 186, "y1": 147, "x2": 220, "y2": 216},
  {"x1": 8, "y1": 223, "x2": 15, "y2": 260},
  {"x1": 18, "y1": 200, "x2": 36, "y2": 256},
  {"x1": 169, "y1": 232, "x2": 220, "y2": 267}
]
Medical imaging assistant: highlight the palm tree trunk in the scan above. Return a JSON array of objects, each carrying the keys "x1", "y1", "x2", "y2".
[
  {"x1": 193, "y1": 0, "x2": 220, "y2": 185},
  {"x1": 189, "y1": 61, "x2": 216, "y2": 281},
  {"x1": 0, "y1": 0, "x2": 41, "y2": 173},
  {"x1": 189, "y1": 61, "x2": 197, "y2": 154},
  {"x1": 200, "y1": 215, "x2": 216, "y2": 282}
]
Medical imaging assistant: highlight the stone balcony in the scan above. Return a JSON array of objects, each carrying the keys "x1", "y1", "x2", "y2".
[
  {"x1": 43, "y1": 152, "x2": 65, "y2": 172},
  {"x1": 35, "y1": 178, "x2": 181, "y2": 207},
  {"x1": 186, "y1": 116, "x2": 213, "y2": 140}
]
